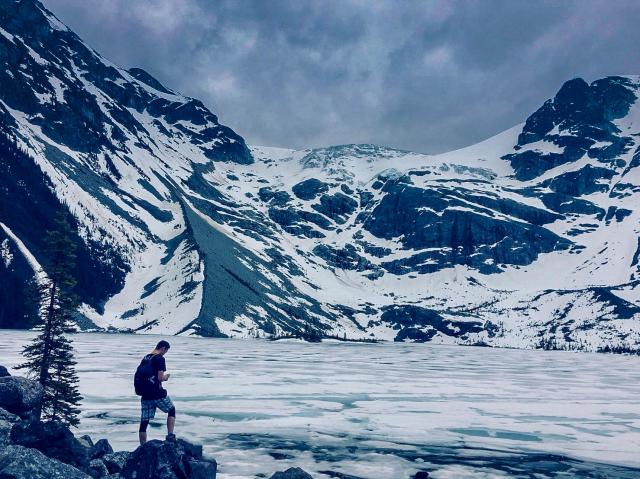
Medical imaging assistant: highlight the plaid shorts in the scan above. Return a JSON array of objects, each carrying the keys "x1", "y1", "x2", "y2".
[{"x1": 140, "y1": 396, "x2": 174, "y2": 421}]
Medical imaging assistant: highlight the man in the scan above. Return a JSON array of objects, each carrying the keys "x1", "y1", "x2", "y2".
[{"x1": 138, "y1": 340, "x2": 176, "y2": 445}]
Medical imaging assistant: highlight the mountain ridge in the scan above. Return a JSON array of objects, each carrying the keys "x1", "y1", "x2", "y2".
[{"x1": 0, "y1": 0, "x2": 639, "y2": 352}]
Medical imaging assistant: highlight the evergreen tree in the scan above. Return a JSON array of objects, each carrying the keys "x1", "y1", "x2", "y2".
[{"x1": 19, "y1": 212, "x2": 83, "y2": 426}]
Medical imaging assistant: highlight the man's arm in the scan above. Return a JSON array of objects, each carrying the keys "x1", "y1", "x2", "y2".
[{"x1": 156, "y1": 356, "x2": 170, "y2": 382}]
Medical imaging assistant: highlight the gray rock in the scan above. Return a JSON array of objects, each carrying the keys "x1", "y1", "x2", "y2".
[
  {"x1": 0, "y1": 408, "x2": 19, "y2": 423},
  {"x1": 120, "y1": 438, "x2": 212, "y2": 479},
  {"x1": 88, "y1": 459, "x2": 109, "y2": 478},
  {"x1": 102, "y1": 452, "x2": 129, "y2": 474},
  {"x1": 0, "y1": 366, "x2": 10, "y2": 378},
  {"x1": 0, "y1": 377, "x2": 43, "y2": 418},
  {"x1": 270, "y1": 467, "x2": 314, "y2": 479},
  {"x1": 0, "y1": 419, "x2": 12, "y2": 446},
  {"x1": 186, "y1": 458, "x2": 217, "y2": 479},
  {"x1": 78, "y1": 435, "x2": 94, "y2": 449},
  {"x1": 176, "y1": 438, "x2": 202, "y2": 460},
  {"x1": 0, "y1": 444, "x2": 90, "y2": 479},
  {"x1": 412, "y1": 472, "x2": 430, "y2": 479},
  {"x1": 89, "y1": 439, "x2": 114, "y2": 460},
  {"x1": 0, "y1": 409, "x2": 19, "y2": 445},
  {"x1": 10, "y1": 420, "x2": 90, "y2": 471}
]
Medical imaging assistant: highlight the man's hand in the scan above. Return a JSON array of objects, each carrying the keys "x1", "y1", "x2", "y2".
[{"x1": 164, "y1": 373, "x2": 171, "y2": 381}]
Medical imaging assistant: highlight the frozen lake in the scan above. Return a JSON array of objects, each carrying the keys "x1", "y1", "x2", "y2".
[{"x1": 1, "y1": 331, "x2": 639, "y2": 478}]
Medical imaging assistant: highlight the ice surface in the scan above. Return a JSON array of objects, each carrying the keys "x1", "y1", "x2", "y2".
[{"x1": 1, "y1": 331, "x2": 639, "y2": 478}]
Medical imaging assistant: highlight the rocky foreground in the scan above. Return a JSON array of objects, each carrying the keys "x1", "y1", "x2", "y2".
[{"x1": 0, "y1": 366, "x2": 429, "y2": 479}]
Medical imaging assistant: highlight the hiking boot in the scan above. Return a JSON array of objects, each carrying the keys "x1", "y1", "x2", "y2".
[{"x1": 166, "y1": 433, "x2": 176, "y2": 442}]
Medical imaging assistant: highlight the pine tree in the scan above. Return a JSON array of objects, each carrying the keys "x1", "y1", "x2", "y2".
[{"x1": 19, "y1": 212, "x2": 83, "y2": 426}]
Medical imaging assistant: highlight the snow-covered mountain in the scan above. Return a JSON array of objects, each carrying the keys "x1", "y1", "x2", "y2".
[{"x1": 1, "y1": 0, "x2": 639, "y2": 351}]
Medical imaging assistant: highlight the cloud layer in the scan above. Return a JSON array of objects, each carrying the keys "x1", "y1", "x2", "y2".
[{"x1": 44, "y1": 0, "x2": 640, "y2": 153}]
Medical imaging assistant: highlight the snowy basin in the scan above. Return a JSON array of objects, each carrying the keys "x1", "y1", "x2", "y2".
[{"x1": 1, "y1": 331, "x2": 639, "y2": 478}]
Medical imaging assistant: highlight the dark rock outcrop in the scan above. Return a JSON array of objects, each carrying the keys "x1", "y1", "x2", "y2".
[
  {"x1": 102, "y1": 451, "x2": 129, "y2": 475},
  {"x1": 78, "y1": 435, "x2": 94, "y2": 449},
  {"x1": 0, "y1": 377, "x2": 43, "y2": 418},
  {"x1": 312, "y1": 192, "x2": 358, "y2": 224},
  {"x1": 363, "y1": 182, "x2": 571, "y2": 274},
  {"x1": 0, "y1": 445, "x2": 90, "y2": 479},
  {"x1": 292, "y1": 179, "x2": 330, "y2": 201},
  {"x1": 506, "y1": 76, "x2": 637, "y2": 181},
  {"x1": 270, "y1": 467, "x2": 314, "y2": 479},
  {"x1": 89, "y1": 439, "x2": 114, "y2": 460},
  {"x1": 0, "y1": 407, "x2": 19, "y2": 446},
  {"x1": 10, "y1": 420, "x2": 90, "y2": 471},
  {"x1": 0, "y1": 366, "x2": 10, "y2": 378},
  {"x1": 120, "y1": 439, "x2": 216, "y2": 479},
  {"x1": 0, "y1": 407, "x2": 18, "y2": 424},
  {"x1": 88, "y1": 458, "x2": 109, "y2": 479}
]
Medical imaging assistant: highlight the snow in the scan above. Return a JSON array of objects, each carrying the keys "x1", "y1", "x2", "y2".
[
  {"x1": 0, "y1": 222, "x2": 46, "y2": 283},
  {"x1": 0, "y1": 27, "x2": 15, "y2": 44},
  {"x1": 1, "y1": 331, "x2": 639, "y2": 478},
  {"x1": 1, "y1": 238, "x2": 13, "y2": 267}
]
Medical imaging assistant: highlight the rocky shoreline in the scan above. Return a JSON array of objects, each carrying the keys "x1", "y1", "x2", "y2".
[{"x1": 0, "y1": 366, "x2": 361, "y2": 479}]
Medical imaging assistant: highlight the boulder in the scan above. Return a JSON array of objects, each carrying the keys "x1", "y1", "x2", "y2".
[
  {"x1": 0, "y1": 419, "x2": 12, "y2": 446},
  {"x1": 270, "y1": 467, "x2": 314, "y2": 479},
  {"x1": 412, "y1": 473, "x2": 430, "y2": 479},
  {"x1": 102, "y1": 451, "x2": 129, "y2": 474},
  {"x1": 0, "y1": 408, "x2": 19, "y2": 423},
  {"x1": 176, "y1": 438, "x2": 203, "y2": 460},
  {"x1": 0, "y1": 407, "x2": 19, "y2": 446},
  {"x1": 0, "y1": 366, "x2": 10, "y2": 378},
  {"x1": 186, "y1": 458, "x2": 216, "y2": 479},
  {"x1": 88, "y1": 459, "x2": 109, "y2": 478},
  {"x1": 10, "y1": 420, "x2": 90, "y2": 471},
  {"x1": 79, "y1": 435, "x2": 94, "y2": 449},
  {"x1": 0, "y1": 377, "x2": 43, "y2": 418},
  {"x1": 0, "y1": 444, "x2": 90, "y2": 479},
  {"x1": 90, "y1": 439, "x2": 114, "y2": 460},
  {"x1": 120, "y1": 439, "x2": 215, "y2": 479}
]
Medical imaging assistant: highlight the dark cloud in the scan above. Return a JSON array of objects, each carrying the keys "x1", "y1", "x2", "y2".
[{"x1": 43, "y1": 0, "x2": 640, "y2": 153}]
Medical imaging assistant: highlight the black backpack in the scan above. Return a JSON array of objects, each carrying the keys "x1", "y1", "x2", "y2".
[{"x1": 134, "y1": 355, "x2": 156, "y2": 396}]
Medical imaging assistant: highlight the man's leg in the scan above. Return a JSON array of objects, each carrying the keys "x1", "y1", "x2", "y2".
[
  {"x1": 139, "y1": 399, "x2": 156, "y2": 445},
  {"x1": 158, "y1": 397, "x2": 176, "y2": 441},
  {"x1": 139, "y1": 420, "x2": 149, "y2": 445},
  {"x1": 167, "y1": 407, "x2": 176, "y2": 435}
]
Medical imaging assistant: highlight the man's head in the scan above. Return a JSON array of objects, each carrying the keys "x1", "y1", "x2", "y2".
[{"x1": 155, "y1": 340, "x2": 171, "y2": 355}]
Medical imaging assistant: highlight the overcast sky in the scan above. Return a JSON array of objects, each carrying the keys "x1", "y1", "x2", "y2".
[{"x1": 43, "y1": 0, "x2": 640, "y2": 154}]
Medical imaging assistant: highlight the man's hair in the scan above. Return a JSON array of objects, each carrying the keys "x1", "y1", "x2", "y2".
[{"x1": 156, "y1": 340, "x2": 171, "y2": 350}]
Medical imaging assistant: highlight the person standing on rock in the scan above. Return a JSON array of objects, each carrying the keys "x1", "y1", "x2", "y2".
[{"x1": 134, "y1": 340, "x2": 176, "y2": 445}]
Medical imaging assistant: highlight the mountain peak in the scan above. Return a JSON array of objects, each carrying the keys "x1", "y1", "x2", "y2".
[{"x1": 0, "y1": 0, "x2": 252, "y2": 164}]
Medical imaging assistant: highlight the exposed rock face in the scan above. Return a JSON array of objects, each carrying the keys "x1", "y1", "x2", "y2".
[
  {"x1": 507, "y1": 76, "x2": 637, "y2": 181},
  {"x1": 0, "y1": 445, "x2": 90, "y2": 479},
  {"x1": 270, "y1": 467, "x2": 314, "y2": 479},
  {"x1": 10, "y1": 420, "x2": 90, "y2": 471},
  {"x1": 0, "y1": 367, "x2": 10, "y2": 378},
  {"x1": 89, "y1": 439, "x2": 114, "y2": 460},
  {"x1": 101, "y1": 451, "x2": 129, "y2": 475},
  {"x1": 78, "y1": 435, "x2": 94, "y2": 449},
  {"x1": 120, "y1": 439, "x2": 216, "y2": 479},
  {"x1": 0, "y1": 377, "x2": 43, "y2": 418},
  {"x1": 87, "y1": 458, "x2": 109, "y2": 478},
  {"x1": 0, "y1": 408, "x2": 18, "y2": 424}
]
